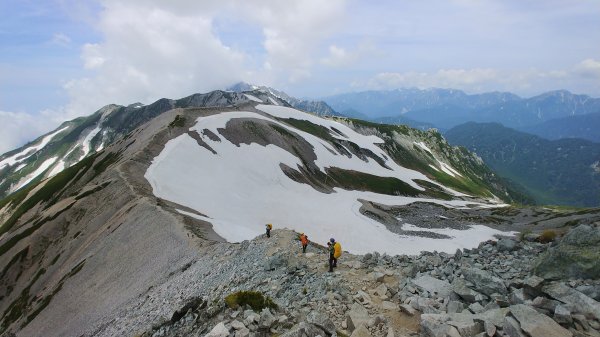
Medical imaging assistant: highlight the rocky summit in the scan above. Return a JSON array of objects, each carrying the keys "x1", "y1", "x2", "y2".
[{"x1": 92, "y1": 225, "x2": 600, "y2": 337}]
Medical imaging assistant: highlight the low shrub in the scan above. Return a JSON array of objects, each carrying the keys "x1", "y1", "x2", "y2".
[
  {"x1": 539, "y1": 229, "x2": 557, "y2": 243},
  {"x1": 519, "y1": 229, "x2": 532, "y2": 241},
  {"x1": 224, "y1": 291, "x2": 277, "y2": 311}
]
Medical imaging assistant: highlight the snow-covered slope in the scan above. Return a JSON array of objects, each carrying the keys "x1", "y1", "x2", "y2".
[
  {"x1": 145, "y1": 105, "x2": 509, "y2": 255},
  {"x1": 0, "y1": 90, "x2": 287, "y2": 199}
]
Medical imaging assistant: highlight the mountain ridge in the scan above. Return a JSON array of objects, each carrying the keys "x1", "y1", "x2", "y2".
[{"x1": 323, "y1": 88, "x2": 600, "y2": 129}]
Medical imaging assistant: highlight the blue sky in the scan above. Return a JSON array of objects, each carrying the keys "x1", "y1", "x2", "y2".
[{"x1": 1, "y1": 0, "x2": 599, "y2": 153}]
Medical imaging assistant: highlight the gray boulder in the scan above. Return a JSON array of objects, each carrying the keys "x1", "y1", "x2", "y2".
[
  {"x1": 280, "y1": 322, "x2": 327, "y2": 337},
  {"x1": 533, "y1": 225, "x2": 600, "y2": 280},
  {"x1": 542, "y1": 282, "x2": 600, "y2": 321},
  {"x1": 503, "y1": 316, "x2": 526, "y2": 337},
  {"x1": 576, "y1": 284, "x2": 600, "y2": 301},
  {"x1": 259, "y1": 308, "x2": 276, "y2": 329},
  {"x1": 452, "y1": 278, "x2": 483, "y2": 303},
  {"x1": 306, "y1": 311, "x2": 336, "y2": 335},
  {"x1": 205, "y1": 322, "x2": 230, "y2": 337},
  {"x1": 497, "y1": 238, "x2": 518, "y2": 252},
  {"x1": 462, "y1": 268, "x2": 507, "y2": 296},
  {"x1": 346, "y1": 303, "x2": 370, "y2": 332},
  {"x1": 554, "y1": 304, "x2": 573, "y2": 325},
  {"x1": 509, "y1": 304, "x2": 572, "y2": 337},
  {"x1": 413, "y1": 275, "x2": 453, "y2": 298},
  {"x1": 350, "y1": 324, "x2": 372, "y2": 337}
]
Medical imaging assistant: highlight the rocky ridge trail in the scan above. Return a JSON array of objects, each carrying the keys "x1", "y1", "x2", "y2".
[{"x1": 110, "y1": 224, "x2": 600, "y2": 337}]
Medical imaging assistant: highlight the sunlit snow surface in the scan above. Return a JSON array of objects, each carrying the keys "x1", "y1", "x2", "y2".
[
  {"x1": 0, "y1": 127, "x2": 68, "y2": 169},
  {"x1": 145, "y1": 106, "x2": 510, "y2": 255}
]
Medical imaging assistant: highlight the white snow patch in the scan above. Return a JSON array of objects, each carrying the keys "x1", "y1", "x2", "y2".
[
  {"x1": 145, "y1": 109, "x2": 508, "y2": 255},
  {"x1": 400, "y1": 223, "x2": 515, "y2": 251},
  {"x1": 256, "y1": 105, "x2": 432, "y2": 191},
  {"x1": 14, "y1": 163, "x2": 27, "y2": 172},
  {"x1": 48, "y1": 160, "x2": 65, "y2": 177},
  {"x1": 428, "y1": 164, "x2": 440, "y2": 172},
  {"x1": 0, "y1": 126, "x2": 68, "y2": 169},
  {"x1": 79, "y1": 126, "x2": 102, "y2": 161},
  {"x1": 176, "y1": 209, "x2": 211, "y2": 222},
  {"x1": 11, "y1": 157, "x2": 58, "y2": 192},
  {"x1": 437, "y1": 160, "x2": 463, "y2": 177},
  {"x1": 268, "y1": 97, "x2": 280, "y2": 106},
  {"x1": 244, "y1": 94, "x2": 263, "y2": 103},
  {"x1": 414, "y1": 141, "x2": 433, "y2": 154}
]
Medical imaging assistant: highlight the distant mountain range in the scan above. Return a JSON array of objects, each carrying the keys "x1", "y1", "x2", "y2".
[
  {"x1": 520, "y1": 112, "x2": 600, "y2": 143},
  {"x1": 228, "y1": 82, "x2": 341, "y2": 117},
  {"x1": 322, "y1": 89, "x2": 600, "y2": 134},
  {"x1": 445, "y1": 122, "x2": 600, "y2": 207}
]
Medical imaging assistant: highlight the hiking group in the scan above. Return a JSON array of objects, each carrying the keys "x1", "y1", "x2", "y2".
[{"x1": 265, "y1": 224, "x2": 342, "y2": 273}]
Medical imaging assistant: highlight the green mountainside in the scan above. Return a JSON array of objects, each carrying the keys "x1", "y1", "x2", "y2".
[{"x1": 445, "y1": 122, "x2": 600, "y2": 207}]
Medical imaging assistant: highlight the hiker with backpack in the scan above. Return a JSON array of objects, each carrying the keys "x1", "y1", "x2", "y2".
[
  {"x1": 299, "y1": 233, "x2": 309, "y2": 253},
  {"x1": 328, "y1": 238, "x2": 342, "y2": 272},
  {"x1": 265, "y1": 223, "x2": 272, "y2": 238}
]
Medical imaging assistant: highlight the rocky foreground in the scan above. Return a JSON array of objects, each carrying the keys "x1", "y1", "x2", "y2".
[{"x1": 117, "y1": 224, "x2": 600, "y2": 337}]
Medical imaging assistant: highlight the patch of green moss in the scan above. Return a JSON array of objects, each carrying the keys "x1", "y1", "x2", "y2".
[
  {"x1": 224, "y1": 291, "x2": 277, "y2": 311},
  {"x1": 281, "y1": 118, "x2": 335, "y2": 142},
  {"x1": 326, "y1": 168, "x2": 421, "y2": 197},
  {"x1": 168, "y1": 115, "x2": 186, "y2": 128}
]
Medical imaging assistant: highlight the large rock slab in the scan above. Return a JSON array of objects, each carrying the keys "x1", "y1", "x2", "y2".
[
  {"x1": 462, "y1": 268, "x2": 507, "y2": 296},
  {"x1": 534, "y1": 225, "x2": 600, "y2": 280},
  {"x1": 452, "y1": 278, "x2": 483, "y2": 303},
  {"x1": 307, "y1": 310, "x2": 336, "y2": 335},
  {"x1": 542, "y1": 282, "x2": 600, "y2": 321},
  {"x1": 350, "y1": 324, "x2": 372, "y2": 337},
  {"x1": 206, "y1": 322, "x2": 230, "y2": 337},
  {"x1": 346, "y1": 303, "x2": 370, "y2": 332},
  {"x1": 413, "y1": 275, "x2": 453, "y2": 298},
  {"x1": 473, "y1": 308, "x2": 510, "y2": 328},
  {"x1": 509, "y1": 304, "x2": 572, "y2": 337}
]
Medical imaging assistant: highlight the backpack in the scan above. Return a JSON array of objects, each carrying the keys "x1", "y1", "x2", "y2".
[
  {"x1": 333, "y1": 242, "x2": 342, "y2": 258},
  {"x1": 267, "y1": 224, "x2": 272, "y2": 230}
]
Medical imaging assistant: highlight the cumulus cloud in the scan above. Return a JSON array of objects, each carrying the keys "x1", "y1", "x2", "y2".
[
  {"x1": 0, "y1": 109, "x2": 70, "y2": 154},
  {"x1": 358, "y1": 63, "x2": 593, "y2": 94},
  {"x1": 320, "y1": 43, "x2": 376, "y2": 68},
  {"x1": 59, "y1": 0, "x2": 346, "y2": 117},
  {"x1": 575, "y1": 58, "x2": 600, "y2": 79},
  {"x1": 366, "y1": 68, "x2": 499, "y2": 90}
]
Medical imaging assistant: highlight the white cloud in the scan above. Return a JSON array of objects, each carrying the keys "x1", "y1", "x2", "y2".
[
  {"x1": 364, "y1": 68, "x2": 500, "y2": 91},
  {"x1": 60, "y1": 0, "x2": 346, "y2": 117},
  {"x1": 320, "y1": 43, "x2": 376, "y2": 68},
  {"x1": 0, "y1": 109, "x2": 69, "y2": 154},
  {"x1": 575, "y1": 58, "x2": 600, "y2": 79},
  {"x1": 50, "y1": 33, "x2": 72, "y2": 47},
  {"x1": 358, "y1": 62, "x2": 596, "y2": 94}
]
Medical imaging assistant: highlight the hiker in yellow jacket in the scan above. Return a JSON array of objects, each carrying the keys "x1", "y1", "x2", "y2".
[
  {"x1": 328, "y1": 238, "x2": 342, "y2": 272},
  {"x1": 265, "y1": 223, "x2": 272, "y2": 238}
]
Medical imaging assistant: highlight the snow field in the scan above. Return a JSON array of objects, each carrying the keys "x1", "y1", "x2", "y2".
[{"x1": 145, "y1": 108, "x2": 509, "y2": 255}]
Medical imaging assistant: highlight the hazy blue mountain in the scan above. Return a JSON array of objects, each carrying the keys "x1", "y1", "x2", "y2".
[
  {"x1": 445, "y1": 122, "x2": 600, "y2": 207},
  {"x1": 520, "y1": 112, "x2": 600, "y2": 143},
  {"x1": 322, "y1": 88, "x2": 520, "y2": 120},
  {"x1": 372, "y1": 115, "x2": 437, "y2": 131},
  {"x1": 323, "y1": 88, "x2": 600, "y2": 130}
]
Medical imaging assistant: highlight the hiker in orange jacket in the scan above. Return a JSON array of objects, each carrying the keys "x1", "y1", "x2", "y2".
[{"x1": 299, "y1": 233, "x2": 309, "y2": 253}]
